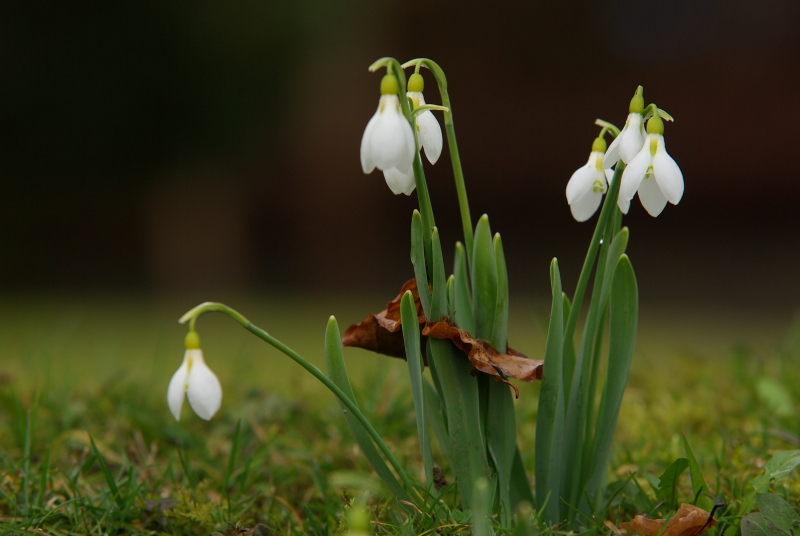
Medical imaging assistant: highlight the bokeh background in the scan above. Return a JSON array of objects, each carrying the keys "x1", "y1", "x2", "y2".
[{"x1": 1, "y1": 1, "x2": 799, "y2": 310}]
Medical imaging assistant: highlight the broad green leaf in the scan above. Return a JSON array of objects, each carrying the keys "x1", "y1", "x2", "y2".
[
  {"x1": 411, "y1": 210, "x2": 431, "y2": 320},
  {"x1": 453, "y1": 242, "x2": 475, "y2": 334},
  {"x1": 585, "y1": 255, "x2": 638, "y2": 507},
  {"x1": 683, "y1": 435, "x2": 712, "y2": 510},
  {"x1": 491, "y1": 233, "x2": 509, "y2": 352},
  {"x1": 756, "y1": 492, "x2": 800, "y2": 535},
  {"x1": 487, "y1": 380, "x2": 516, "y2": 526},
  {"x1": 471, "y1": 214, "x2": 497, "y2": 340},
  {"x1": 656, "y1": 458, "x2": 689, "y2": 511},
  {"x1": 472, "y1": 477, "x2": 493, "y2": 536},
  {"x1": 598, "y1": 227, "x2": 629, "y2": 308},
  {"x1": 324, "y1": 317, "x2": 409, "y2": 502},
  {"x1": 741, "y1": 513, "x2": 777, "y2": 536},
  {"x1": 428, "y1": 337, "x2": 490, "y2": 510},
  {"x1": 401, "y1": 290, "x2": 433, "y2": 485},
  {"x1": 509, "y1": 447, "x2": 534, "y2": 510},
  {"x1": 423, "y1": 378, "x2": 452, "y2": 467},
  {"x1": 430, "y1": 227, "x2": 448, "y2": 321},
  {"x1": 535, "y1": 258, "x2": 566, "y2": 523}
]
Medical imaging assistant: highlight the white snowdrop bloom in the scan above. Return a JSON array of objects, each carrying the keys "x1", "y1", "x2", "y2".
[
  {"x1": 566, "y1": 149, "x2": 608, "y2": 222},
  {"x1": 604, "y1": 112, "x2": 646, "y2": 168},
  {"x1": 383, "y1": 166, "x2": 416, "y2": 196},
  {"x1": 167, "y1": 332, "x2": 222, "y2": 421},
  {"x1": 407, "y1": 90, "x2": 443, "y2": 165},
  {"x1": 360, "y1": 75, "x2": 415, "y2": 179},
  {"x1": 618, "y1": 116, "x2": 683, "y2": 217}
]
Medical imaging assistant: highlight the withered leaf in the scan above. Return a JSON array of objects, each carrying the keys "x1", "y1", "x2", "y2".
[
  {"x1": 341, "y1": 279, "x2": 425, "y2": 358},
  {"x1": 621, "y1": 503, "x2": 717, "y2": 536},
  {"x1": 342, "y1": 279, "x2": 543, "y2": 384}
]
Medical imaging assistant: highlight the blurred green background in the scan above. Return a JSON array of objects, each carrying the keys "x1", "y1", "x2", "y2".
[{"x1": 1, "y1": 1, "x2": 799, "y2": 391}]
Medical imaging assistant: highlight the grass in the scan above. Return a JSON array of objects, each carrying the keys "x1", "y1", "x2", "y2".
[{"x1": 1, "y1": 293, "x2": 799, "y2": 534}]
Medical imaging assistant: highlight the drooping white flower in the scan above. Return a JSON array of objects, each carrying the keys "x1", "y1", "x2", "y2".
[
  {"x1": 618, "y1": 116, "x2": 683, "y2": 217},
  {"x1": 604, "y1": 112, "x2": 645, "y2": 168},
  {"x1": 382, "y1": 166, "x2": 416, "y2": 195},
  {"x1": 407, "y1": 92, "x2": 442, "y2": 165},
  {"x1": 167, "y1": 332, "x2": 222, "y2": 421},
  {"x1": 360, "y1": 75, "x2": 415, "y2": 180},
  {"x1": 566, "y1": 138, "x2": 611, "y2": 222}
]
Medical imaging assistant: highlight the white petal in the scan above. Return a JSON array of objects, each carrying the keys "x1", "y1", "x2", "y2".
[
  {"x1": 185, "y1": 350, "x2": 222, "y2": 421},
  {"x1": 617, "y1": 194, "x2": 631, "y2": 214},
  {"x1": 360, "y1": 111, "x2": 379, "y2": 174},
  {"x1": 619, "y1": 114, "x2": 645, "y2": 164},
  {"x1": 604, "y1": 133, "x2": 621, "y2": 169},
  {"x1": 167, "y1": 358, "x2": 189, "y2": 421},
  {"x1": 637, "y1": 176, "x2": 669, "y2": 217},
  {"x1": 653, "y1": 139, "x2": 684, "y2": 204},
  {"x1": 620, "y1": 139, "x2": 651, "y2": 202},
  {"x1": 383, "y1": 167, "x2": 416, "y2": 196},
  {"x1": 566, "y1": 165, "x2": 595, "y2": 205},
  {"x1": 570, "y1": 190, "x2": 603, "y2": 222},
  {"x1": 368, "y1": 95, "x2": 415, "y2": 173},
  {"x1": 417, "y1": 110, "x2": 443, "y2": 165}
]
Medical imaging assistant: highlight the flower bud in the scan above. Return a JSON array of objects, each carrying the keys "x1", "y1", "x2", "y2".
[
  {"x1": 185, "y1": 330, "x2": 201, "y2": 349},
  {"x1": 629, "y1": 86, "x2": 644, "y2": 114},
  {"x1": 380, "y1": 74, "x2": 398, "y2": 95},
  {"x1": 407, "y1": 72, "x2": 424, "y2": 93},
  {"x1": 646, "y1": 114, "x2": 664, "y2": 135}
]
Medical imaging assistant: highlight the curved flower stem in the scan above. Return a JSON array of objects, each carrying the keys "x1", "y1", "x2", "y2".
[
  {"x1": 179, "y1": 302, "x2": 424, "y2": 506},
  {"x1": 404, "y1": 58, "x2": 474, "y2": 265},
  {"x1": 563, "y1": 163, "x2": 625, "y2": 349}
]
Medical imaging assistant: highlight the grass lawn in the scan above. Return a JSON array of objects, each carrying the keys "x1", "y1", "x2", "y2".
[{"x1": 1, "y1": 293, "x2": 799, "y2": 534}]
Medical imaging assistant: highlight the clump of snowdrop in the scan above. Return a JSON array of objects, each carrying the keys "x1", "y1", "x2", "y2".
[
  {"x1": 167, "y1": 331, "x2": 222, "y2": 421},
  {"x1": 566, "y1": 136, "x2": 612, "y2": 222},
  {"x1": 618, "y1": 114, "x2": 684, "y2": 217},
  {"x1": 360, "y1": 73, "x2": 416, "y2": 194}
]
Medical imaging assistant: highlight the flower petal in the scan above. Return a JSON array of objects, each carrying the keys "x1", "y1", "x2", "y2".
[
  {"x1": 620, "y1": 140, "x2": 651, "y2": 202},
  {"x1": 566, "y1": 165, "x2": 595, "y2": 205},
  {"x1": 619, "y1": 113, "x2": 645, "y2": 164},
  {"x1": 604, "y1": 133, "x2": 621, "y2": 169},
  {"x1": 167, "y1": 358, "x2": 189, "y2": 421},
  {"x1": 617, "y1": 193, "x2": 631, "y2": 214},
  {"x1": 185, "y1": 350, "x2": 222, "y2": 420},
  {"x1": 360, "y1": 111, "x2": 379, "y2": 174},
  {"x1": 637, "y1": 176, "x2": 669, "y2": 217},
  {"x1": 653, "y1": 140, "x2": 684, "y2": 204},
  {"x1": 368, "y1": 96, "x2": 415, "y2": 173},
  {"x1": 570, "y1": 189, "x2": 603, "y2": 222},
  {"x1": 417, "y1": 110, "x2": 443, "y2": 165},
  {"x1": 383, "y1": 167, "x2": 416, "y2": 196}
]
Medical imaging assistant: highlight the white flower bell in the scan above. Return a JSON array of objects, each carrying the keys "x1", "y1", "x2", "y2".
[
  {"x1": 566, "y1": 137, "x2": 612, "y2": 222},
  {"x1": 618, "y1": 115, "x2": 684, "y2": 217},
  {"x1": 167, "y1": 331, "x2": 222, "y2": 421},
  {"x1": 605, "y1": 87, "x2": 646, "y2": 168},
  {"x1": 360, "y1": 74, "x2": 416, "y2": 188}
]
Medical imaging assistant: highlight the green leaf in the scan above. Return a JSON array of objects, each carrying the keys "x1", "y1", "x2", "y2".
[
  {"x1": 423, "y1": 378, "x2": 452, "y2": 467},
  {"x1": 756, "y1": 493, "x2": 800, "y2": 535},
  {"x1": 656, "y1": 458, "x2": 689, "y2": 511},
  {"x1": 430, "y1": 227, "x2": 448, "y2": 321},
  {"x1": 89, "y1": 434, "x2": 123, "y2": 509},
  {"x1": 324, "y1": 317, "x2": 410, "y2": 502},
  {"x1": 491, "y1": 233, "x2": 509, "y2": 352},
  {"x1": 401, "y1": 290, "x2": 433, "y2": 485},
  {"x1": 509, "y1": 447, "x2": 534, "y2": 511},
  {"x1": 453, "y1": 242, "x2": 475, "y2": 334},
  {"x1": 756, "y1": 377, "x2": 795, "y2": 418},
  {"x1": 585, "y1": 255, "x2": 638, "y2": 508},
  {"x1": 487, "y1": 380, "x2": 516, "y2": 526},
  {"x1": 535, "y1": 258, "x2": 566, "y2": 524},
  {"x1": 683, "y1": 435, "x2": 712, "y2": 510},
  {"x1": 742, "y1": 512, "x2": 781, "y2": 536},
  {"x1": 471, "y1": 214, "x2": 497, "y2": 340},
  {"x1": 411, "y1": 210, "x2": 431, "y2": 320},
  {"x1": 223, "y1": 419, "x2": 241, "y2": 494},
  {"x1": 427, "y1": 337, "x2": 490, "y2": 510}
]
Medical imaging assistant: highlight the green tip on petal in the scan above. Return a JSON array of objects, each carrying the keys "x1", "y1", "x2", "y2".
[
  {"x1": 629, "y1": 86, "x2": 644, "y2": 114},
  {"x1": 185, "y1": 330, "x2": 201, "y2": 350},
  {"x1": 380, "y1": 74, "x2": 399, "y2": 95},
  {"x1": 646, "y1": 114, "x2": 664, "y2": 135},
  {"x1": 408, "y1": 72, "x2": 424, "y2": 93},
  {"x1": 591, "y1": 136, "x2": 607, "y2": 153}
]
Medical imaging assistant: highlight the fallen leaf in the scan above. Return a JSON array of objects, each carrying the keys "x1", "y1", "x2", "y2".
[
  {"x1": 342, "y1": 280, "x2": 543, "y2": 385},
  {"x1": 622, "y1": 503, "x2": 717, "y2": 536}
]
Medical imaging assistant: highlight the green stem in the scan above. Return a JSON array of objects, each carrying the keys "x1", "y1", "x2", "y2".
[
  {"x1": 563, "y1": 163, "x2": 625, "y2": 348},
  {"x1": 404, "y1": 58, "x2": 474, "y2": 265},
  {"x1": 179, "y1": 302, "x2": 423, "y2": 505}
]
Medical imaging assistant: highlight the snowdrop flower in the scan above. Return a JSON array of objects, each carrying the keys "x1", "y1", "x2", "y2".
[
  {"x1": 618, "y1": 115, "x2": 684, "y2": 217},
  {"x1": 566, "y1": 137, "x2": 612, "y2": 222},
  {"x1": 167, "y1": 331, "x2": 222, "y2": 421},
  {"x1": 379, "y1": 73, "x2": 444, "y2": 196},
  {"x1": 605, "y1": 86, "x2": 645, "y2": 168},
  {"x1": 361, "y1": 74, "x2": 415, "y2": 193}
]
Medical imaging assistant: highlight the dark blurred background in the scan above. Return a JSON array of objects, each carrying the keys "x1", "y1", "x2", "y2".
[{"x1": 1, "y1": 1, "x2": 799, "y2": 310}]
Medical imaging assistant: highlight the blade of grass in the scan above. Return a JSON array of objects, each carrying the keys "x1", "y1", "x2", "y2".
[
  {"x1": 89, "y1": 435, "x2": 123, "y2": 509},
  {"x1": 682, "y1": 435, "x2": 712, "y2": 510},
  {"x1": 177, "y1": 445, "x2": 195, "y2": 487}
]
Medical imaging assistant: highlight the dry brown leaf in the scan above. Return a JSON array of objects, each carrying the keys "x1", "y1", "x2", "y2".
[
  {"x1": 621, "y1": 504, "x2": 717, "y2": 536},
  {"x1": 342, "y1": 279, "x2": 543, "y2": 385}
]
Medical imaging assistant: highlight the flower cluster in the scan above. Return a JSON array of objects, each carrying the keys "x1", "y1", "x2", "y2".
[{"x1": 567, "y1": 87, "x2": 683, "y2": 220}]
